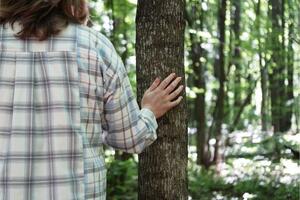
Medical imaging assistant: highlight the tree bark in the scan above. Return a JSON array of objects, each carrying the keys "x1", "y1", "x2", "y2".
[
  {"x1": 213, "y1": 0, "x2": 227, "y2": 166},
  {"x1": 186, "y1": 1, "x2": 210, "y2": 168},
  {"x1": 280, "y1": 0, "x2": 293, "y2": 131},
  {"x1": 136, "y1": 0, "x2": 188, "y2": 199},
  {"x1": 232, "y1": 0, "x2": 242, "y2": 123},
  {"x1": 269, "y1": 0, "x2": 290, "y2": 133},
  {"x1": 286, "y1": 0, "x2": 294, "y2": 132},
  {"x1": 256, "y1": 0, "x2": 268, "y2": 131}
]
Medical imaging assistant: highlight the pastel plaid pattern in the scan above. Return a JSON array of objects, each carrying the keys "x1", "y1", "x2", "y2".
[{"x1": 0, "y1": 23, "x2": 158, "y2": 200}]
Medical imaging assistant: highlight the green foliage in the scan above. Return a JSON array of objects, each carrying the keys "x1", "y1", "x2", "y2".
[
  {"x1": 127, "y1": 70, "x2": 137, "y2": 95},
  {"x1": 188, "y1": 162, "x2": 300, "y2": 200},
  {"x1": 105, "y1": 151, "x2": 300, "y2": 200},
  {"x1": 188, "y1": 166, "x2": 231, "y2": 200},
  {"x1": 106, "y1": 157, "x2": 138, "y2": 200}
]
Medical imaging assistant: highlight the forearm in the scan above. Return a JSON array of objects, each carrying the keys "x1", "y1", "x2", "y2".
[{"x1": 101, "y1": 107, "x2": 158, "y2": 154}]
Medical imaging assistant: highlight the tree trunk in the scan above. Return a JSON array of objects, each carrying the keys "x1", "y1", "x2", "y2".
[
  {"x1": 269, "y1": 0, "x2": 283, "y2": 159},
  {"x1": 232, "y1": 0, "x2": 242, "y2": 126},
  {"x1": 269, "y1": 0, "x2": 291, "y2": 134},
  {"x1": 213, "y1": 0, "x2": 227, "y2": 167},
  {"x1": 230, "y1": 76, "x2": 258, "y2": 132},
  {"x1": 256, "y1": 0, "x2": 268, "y2": 131},
  {"x1": 186, "y1": 1, "x2": 210, "y2": 168},
  {"x1": 280, "y1": 0, "x2": 293, "y2": 131},
  {"x1": 286, "y1": 0, "x2": 294, "y2": 132},
  {"x1": 136, "y1": 0, "x2": 188, "y2": 199}
]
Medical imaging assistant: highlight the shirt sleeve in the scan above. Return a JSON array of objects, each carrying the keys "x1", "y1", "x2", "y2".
[{"x1": 100, "y1": 45, "x2": 158, "y2": 154}]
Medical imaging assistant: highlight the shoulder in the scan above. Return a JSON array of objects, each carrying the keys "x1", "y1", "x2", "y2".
[
  {"x1": 76, "y1": 24, "x2": 115, "y2": 56},
  {"x1": 75, "y1": 24, "x2": 125, "y2": 78}
]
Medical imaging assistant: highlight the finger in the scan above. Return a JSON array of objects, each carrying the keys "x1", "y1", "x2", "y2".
[
  {"x1": 167, "y1": 85, "x2": 184, "y2": 101},
  {"x1": 164, "y1": 77, "x2": 182, "y2": 94},
  {"x1": 168, "y1": 96, "x2": 183, "y2": 108},
  {"x1": 148, "y1": 78, "x2": 161, "y2": 91},
  {"x1": 158, "y1": 73, "x2": 176, "y2": 90}
]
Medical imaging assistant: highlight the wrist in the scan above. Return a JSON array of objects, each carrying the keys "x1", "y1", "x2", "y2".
[
  {"x1": 141, "y1": 108, "x2": 158, "y2": 130},
  {"x1": 141, "y1": 106, "x2": 157, "y2": 118}
]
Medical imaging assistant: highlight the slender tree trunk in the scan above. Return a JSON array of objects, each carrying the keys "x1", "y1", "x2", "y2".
[
  {"x1": 230, "y1": 76, "x2": 258, "y2": 132},
  {"x1": 280, "y1": 0, "x2": 293, "y2": 131},
  {"x1": 286, "y1": 0, "x2": 294, "y2": 131},
  {"x1": 213, "y1": 0, "x2": 227, "y2": 166},
  {"x1": 232, "y1": 0, "x2": 242, "y2": 125},
  {"x1": 194, "y1": 33, "x2": 209, "y2": 167},
  {"x1": 136, "y1": 0, "x2": 188, "y2": 199},
  {"x1": 269, "y1": 0, "x2": 286, "y2": 133},
  {"x1": 186, "y1": 1, "x2": 209, "y2": 168},
  {"x1": 256, "y1": 0, "x2": 268, "y2": 131}
]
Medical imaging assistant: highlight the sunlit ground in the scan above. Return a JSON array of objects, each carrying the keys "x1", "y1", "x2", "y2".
[{"x1": 188, "y1": 129, "x2": 300, "y2": 200}]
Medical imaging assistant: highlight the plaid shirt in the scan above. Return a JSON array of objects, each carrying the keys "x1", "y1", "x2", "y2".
[{"x1": 0, "y1": 23, "x2": 158, "y2": 200}]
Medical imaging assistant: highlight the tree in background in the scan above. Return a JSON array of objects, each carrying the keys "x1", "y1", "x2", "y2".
[
  {"x1": 185, "y1": 0, "x2": 210, "y2": 168},
  {"x1": 211, "y1": 0, "x2": 227, "y2": 167},
  {"x1": 267, "y1": 0, "x2": 296, "y2": 158},
  {"x1": 255, "y1": 0, "x2": 269, "y2": 132},
  {"x1": 232, "y1": 0, "x2": 242, "y2": 127},
  {"x1": 136, "y1": 0, "x2": 188, "y2": 199},
  {"x1": 268, "y1": 0, "x2": 293, "y2": 134},
  {"x1": 286, "y1": 0, "x2": 295, "y2": 133}
]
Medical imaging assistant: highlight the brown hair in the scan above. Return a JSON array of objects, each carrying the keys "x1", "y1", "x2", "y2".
[{"x1": 0, "y1": 0, "x2": 89, "y2": 41}]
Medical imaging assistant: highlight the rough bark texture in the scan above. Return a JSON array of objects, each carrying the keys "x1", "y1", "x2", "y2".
[{"x1": 136, "y1": 0, "x2": 188, "y2": 200}]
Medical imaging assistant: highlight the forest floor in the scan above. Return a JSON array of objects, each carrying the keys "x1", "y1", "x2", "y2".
[{"x1": 188, "y1": 128, "x2": 300, "y2": 200}]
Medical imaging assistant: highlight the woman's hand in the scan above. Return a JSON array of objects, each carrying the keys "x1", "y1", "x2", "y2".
[{"x1": 141, "y1": 73, "x2": 184, "y2": 119}]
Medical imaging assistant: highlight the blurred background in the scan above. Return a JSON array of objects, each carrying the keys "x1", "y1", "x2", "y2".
[{"x1": 88, "y1": 0, "x2": 299, "y2": 199}]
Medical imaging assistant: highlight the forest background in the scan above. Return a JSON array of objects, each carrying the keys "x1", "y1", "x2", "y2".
[{"x1": 88, "y1": 0, "x2": 299, "y2": 199}]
